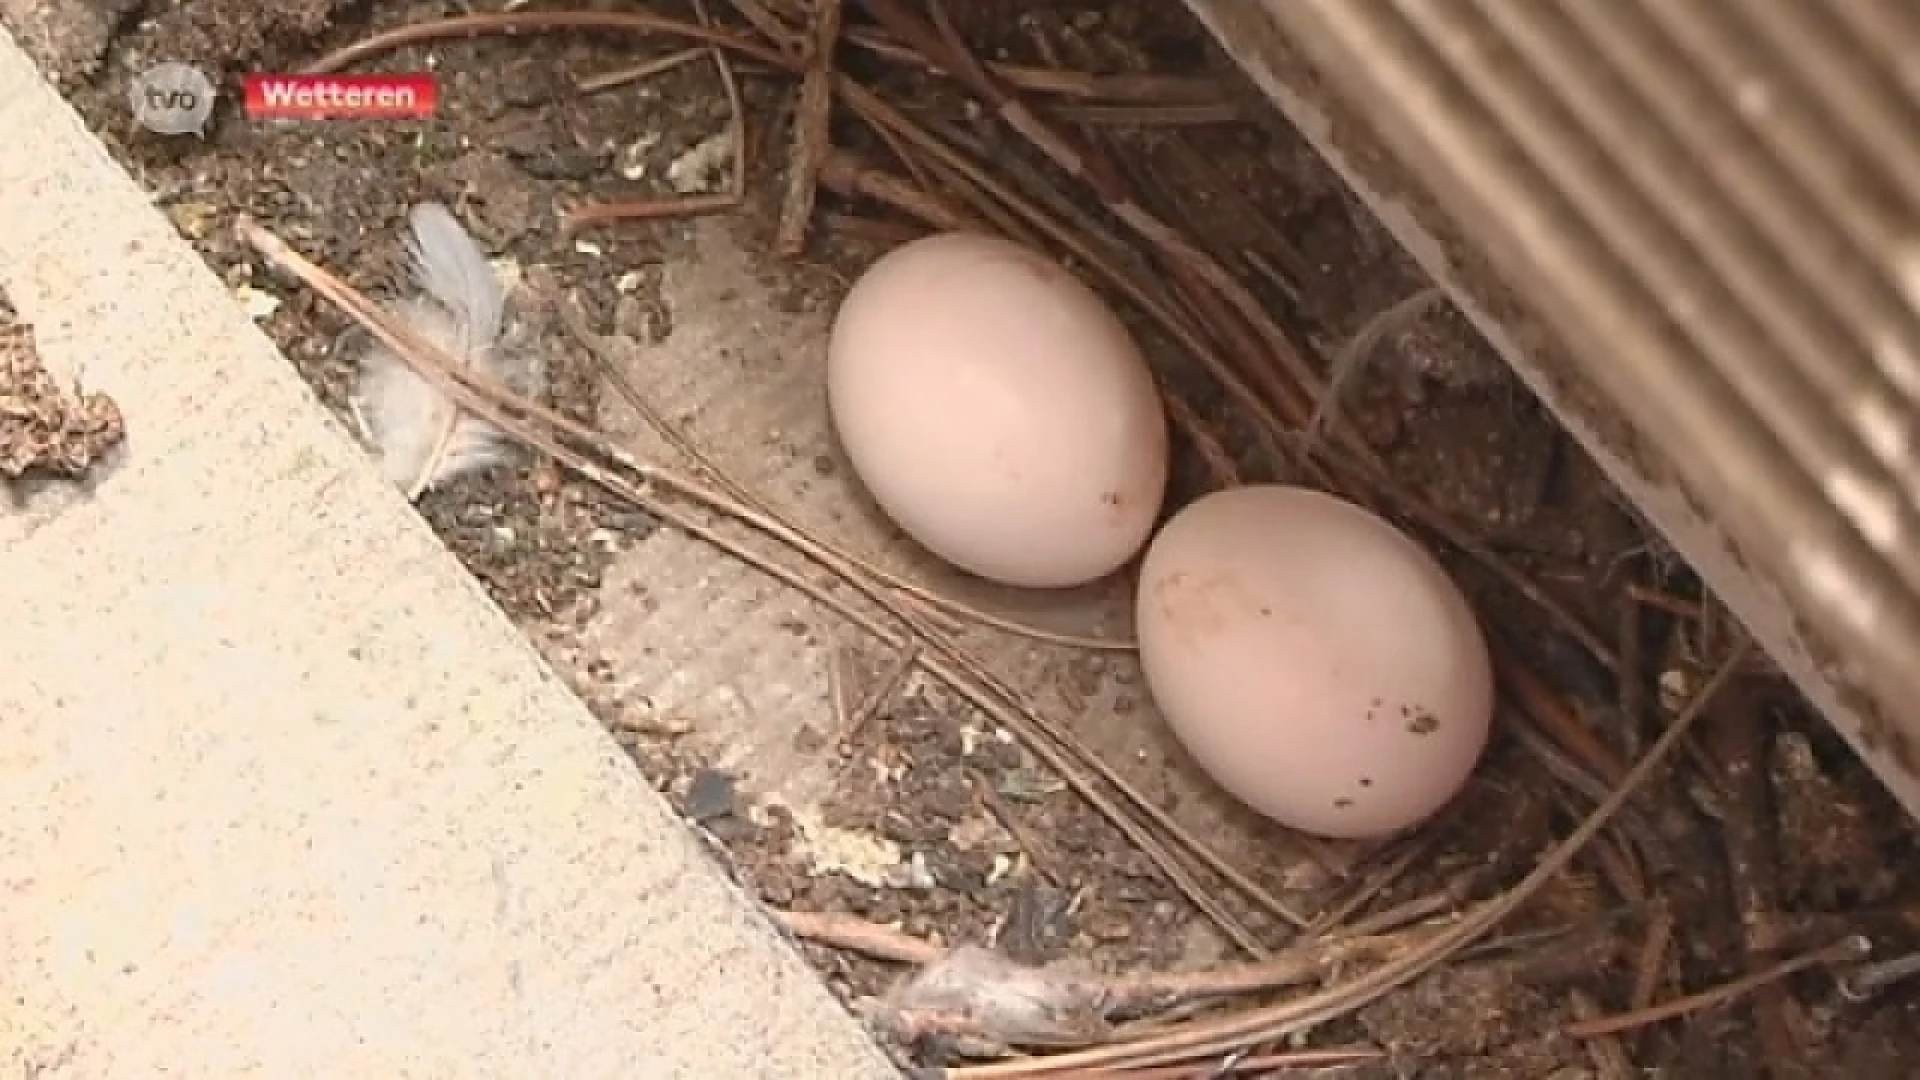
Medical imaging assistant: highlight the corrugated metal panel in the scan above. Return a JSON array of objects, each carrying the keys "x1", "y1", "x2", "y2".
[{"x1": 1184, "y1": 0, "x2": 1920, "y2": 817}]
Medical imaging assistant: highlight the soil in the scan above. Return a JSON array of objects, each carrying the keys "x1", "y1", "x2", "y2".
[{"x1": 15, "y1": 0, "x2": 1920, "y2": 1076}]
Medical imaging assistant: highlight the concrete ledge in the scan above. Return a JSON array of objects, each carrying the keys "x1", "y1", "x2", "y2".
[{"x1": 0, "y1": 30, "x2": 896, "y2": 1080}]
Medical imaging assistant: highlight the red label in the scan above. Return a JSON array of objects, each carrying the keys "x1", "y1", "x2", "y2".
[{"x1": 243, "y1": 74, "x2": 438, "y2": 119}]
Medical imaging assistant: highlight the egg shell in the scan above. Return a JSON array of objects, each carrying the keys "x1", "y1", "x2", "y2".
[
  {"x1": 826, "y1": 231, "x2": 1168, "y2": 589},
  {"x1": 1135, "y1": 485, "x2": 1493, "y2": 839}
]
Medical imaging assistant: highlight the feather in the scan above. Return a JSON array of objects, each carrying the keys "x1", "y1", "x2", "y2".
[
  {"x1": 349, "y1": 203, "x2": 539, "y2": 499},
  {"x1": 405, "y1": 201, "x2": 505, "y2": 355}
]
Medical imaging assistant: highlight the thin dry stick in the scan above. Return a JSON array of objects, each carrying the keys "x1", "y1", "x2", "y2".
[
  {"x1": 303, "y1": 11, "x2": 793, "y2": 75},
  {"x1": 1303, "y1": 835, "x2": 1432, "y2": 937},
  {"x1": 240, "y1": 217, "x2": 1286, "y2": 952},
  {"x1": 1568, "y1": 989, "x2": 1637, "y2": 1080},
  {"x1": 1067, "y1": 1047, "x2": 1386, "y2": 1080},
  {"x1": 778, "y1": 909, "x2": 944, "y2": 965},
  {"x1": 1501, "y1": 655, "x2": 1628, "y2": 784},
  {"x1": 577, "y1": 45, "x2": 704, "y2": 93},
  {"x1": 1838, "y1": 948, "x2": 1920, "y2": 1001},
  {"x1": 1705, "y1": 677, "x2": 1807, "y2": 1077},
  {"x1": 1629, "y1": 901, "x2": 1676, "y2": 1012},
  {"x1": 1160, "y1": 392, "x2": 1240, "y2": 489},
  {"x1": 946, "y1": 636, "x2": 1754, "y2": 1077},
  {"x1": 1335, "y1": 869, "x2": 1475, "y2": 940},
  {"x1": 774, "y1": 0, "x2": 843, "y2": 256},
  {"x1": 564, "y1": 192, "x2": 739, "y2": 230},
  {"x1": 1627, "y1": 582, "x2": 1706, "y2": 620},
  {"x1": 839, "y1": 640, "x2": 920, "y2": 749},
  {"x1": 817, "y1": 150, "x2": 978, "y2": 233},
  {"x1": 1618, "y1": 590, "x2": 1648, "y2": 760},
  {"x1": 722, "y1": 0, "x2": 807, "y2": 56},
  {"x1": 775, "y1": 907, "x2": 1442, "y2": 1005},
  {"x1": 880, "y1": 118, "x2": 1049, "y2": 251},
  {"x1": 1564, "y1": 937, "x2": 1868, "y2": 1039},
  {"x1": 841, "y1": 26, "x2": 1231, "y2": 102},
  {"x1": 1046, "y1": 102, "x2": 1243, "y2": 127}
]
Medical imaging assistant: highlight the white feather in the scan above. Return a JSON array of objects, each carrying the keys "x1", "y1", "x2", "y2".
[
  {"x1": 349, "y1": 203, "x2": 540, "y2": 498},
  {"x1": 406, "y1": 201, "x2": 505, "y2": 355}
]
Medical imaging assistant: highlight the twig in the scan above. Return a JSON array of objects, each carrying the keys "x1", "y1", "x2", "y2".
[
  {"x1": 1049, "y1": 1047, "x2": 1386, "y2": 1079},
  {"x1": 816, "y1": 211, "x2": 924, "y2": 247},
  {"x1": 1568, "y1": 989, "x2": 1636, "y2": 1080},
  {"x1": 1705, "y1": 677, "x2": 1808, "y2": 1078},
  {"x1": 777, "y1": 908, "x2": 944, "y2": 965},
  {"x1": 576, "y1": 45, "x2": 704, "y2": 93},
  {"x1": 1618, "y1": 584, "x2": 1648, "y2": 760},
  {"x1": 1159, "y1": 392, "x2": 1240, "y2": 490},
  {"x1": 563, "y1": 192, "x2": 739, "y2": 231},
  {"x1": 1303, "y1": 834, "x2": 1432, "y2": 936},
  {"x1": 775, "y1": 906, "x2": 1447, "y2": 1006},
  {"x1": 302, "y1": 11, "x2": 793, "y2": 75},
  {"x1": 817, "y1": 150, "x2": 978, "y2": 233},
  {"x1": 1046, "y1": 102, "x2": 1242, "y2": 127},
  {"x1": 1563, "y1": 937, "x2": 1868, "y2": 1039},
  {"x1": 841, "y1": 27, "x2": 1232, "y2": 102},
  {"x1": 1500, "y1": 657, "x2": 1627, "y2": 784},
  {"x1": 1626, "y1": 582, "x2": 1705, "y2": 620},
  {"x1": 721, "y1": 0, "x2": 808, "y2": 56},
  {"x1": 1629, "y1": 900, "x2": 1675, "y2": 1014},
  {"x1": 775, "y1": 0, "x2": 843, "y2": 256},
  {"x1": 840, "y1": 640, "x2": 919, "y2": 750}
]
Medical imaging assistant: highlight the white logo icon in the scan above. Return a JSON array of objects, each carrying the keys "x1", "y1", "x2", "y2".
[{"x1": 130, "y1": 62, "x2": 216, "y2": 135}]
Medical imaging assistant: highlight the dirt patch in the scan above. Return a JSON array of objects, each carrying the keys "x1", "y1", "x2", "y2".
[
  {"x1": 0, "y1": 292, "x2": 126, "y2": 485},
  {"x1": 20, "y1": 0, "x2": 1920, "y2": 1074}
]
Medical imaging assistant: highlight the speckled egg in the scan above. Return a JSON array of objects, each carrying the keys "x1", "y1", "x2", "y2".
[{"x1": 1134, "y1": 485, "x2": 1493, "y2": 838}]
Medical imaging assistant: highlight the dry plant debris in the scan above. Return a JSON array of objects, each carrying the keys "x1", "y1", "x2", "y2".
[
  {"x1": 0, "y1": 300, "x2": 124, "y2": 482},
  {"x1": 69, "y1": 0, "x2": 1909, "y2": 1073}
]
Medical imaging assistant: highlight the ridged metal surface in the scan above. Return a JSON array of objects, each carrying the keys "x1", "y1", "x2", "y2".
[{"x1": 1184, "y1": 0, "x2": 1920, "y2": 814}]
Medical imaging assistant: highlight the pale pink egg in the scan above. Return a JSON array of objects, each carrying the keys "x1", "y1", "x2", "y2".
[
  {"x1": 826, "y1": 232, "x2": 1168, "y2": 589},
  {"x1": 1135, "y1": 485, "x2": 1493, "y2": 838}
]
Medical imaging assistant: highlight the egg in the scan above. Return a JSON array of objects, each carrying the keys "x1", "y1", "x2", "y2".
[
  {"x1": 826, "y1": 231, "x2": 1168, "y2": 588},
  {"x1": 1134, "y1": 485, "x2": 1493, "y2": 839}
]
